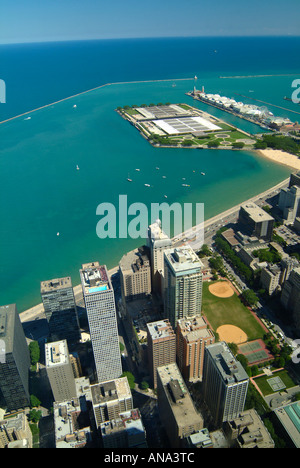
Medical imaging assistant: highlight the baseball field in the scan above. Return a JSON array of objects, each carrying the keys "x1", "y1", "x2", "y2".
[{"x1": 202, "y1": 280, "x2": 265, "y2": 344}]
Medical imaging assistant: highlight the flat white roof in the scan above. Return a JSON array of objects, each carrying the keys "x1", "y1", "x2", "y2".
[{"x1": 153, "y1": 116, "x2": 221, "y2": 135}]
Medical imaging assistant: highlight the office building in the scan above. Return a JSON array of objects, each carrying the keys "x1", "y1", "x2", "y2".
[
  {"x1": 100, "y1": 409, "x2": 147, "y2": 448},
  {"x1": 41, "y1": 276, "x2": 80, "y2": 344},
  {"x1": 238, "y1": 203, "x2": 275, "y2": 241},
  {"x1": 91, "y1": 377, "x2": 133, "y2": 427},
  {"x1": 223, "y1": 409, "x2": 274, "y2": 448},
  {"x1": 281, "y1": 267, "x2": 300, "y2": 332},
  {"x1": 278, "y1": 185, "x2": 300, "y2": 224},
  {"x1": 0, "y1": 305, "x2": 30, "y2": 412},
  {"x1": 157, "y1": 363, "x2": 204, "y2": 447},
  {"x1": 164, "y1": 247, "x2": 203, "y2": 329},
  {"x1": 202, "y1": 342, "x2": 249, "y2": 427},
  {"x1": 147, "y1": 319, "x2": 176, "y2": 388},
  {"x1": 147, "y1": 220, "x2": 172, "y2": 294},
  {"x1": 289, "y1": 171, "x2": 300, "y2": 188},
  {"x1": 119, "y1": 246, "x2": 151, "y2": 302},
  {"x1": 272, "y1": 401, "x2": 300, "y2": 448},
  {"x1": 45, "y1": 340, "x2": 77, "y2": 402},
  {"x1": 260, "y1": 265, "x2": 281, "y2": 296},
  {"x1": 0, "y1": 411, "x2": 33, "y2": 449},
  {"x1": 80, "y1": 262, "x2": 122, "y2": 383},
  {"x1": 54, "y1": 398, "x2": 92, "y2": 448},
  {"x1": 176, "y1": 315, "x2": 215, "y2": 382}
]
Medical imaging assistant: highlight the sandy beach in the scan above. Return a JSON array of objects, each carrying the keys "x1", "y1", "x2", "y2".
[{"x1": 257, "y1": 149, "x2": 300, "y2": 171}]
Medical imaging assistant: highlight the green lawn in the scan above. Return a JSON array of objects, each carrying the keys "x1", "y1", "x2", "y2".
[
  {"x1": 253, "y1": 370, "x2": 296, "y2": 396},
  {"x1": 202, "y1": 281, "x2": 265, "y2": 341}
]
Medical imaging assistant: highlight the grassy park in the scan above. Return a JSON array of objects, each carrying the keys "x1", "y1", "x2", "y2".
[{"x1": 202, "y1": 281, "x2": 265, "y2": 342}]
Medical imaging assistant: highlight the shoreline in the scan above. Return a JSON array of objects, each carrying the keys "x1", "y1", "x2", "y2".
[
  {"x1": 256, "y1": 149, "x2": 300, "y2": 171},
  {"x1": 19, "y1": 175, "x2": 290, "y2": 323}
]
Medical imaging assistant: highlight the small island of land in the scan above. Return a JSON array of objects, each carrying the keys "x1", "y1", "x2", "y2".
[
  {"x1": 116, "y1": 103, "x2": 256, "y2": 150},
  {"x1": 116, "y1": 102, "x2": 300, "y2": 171}
]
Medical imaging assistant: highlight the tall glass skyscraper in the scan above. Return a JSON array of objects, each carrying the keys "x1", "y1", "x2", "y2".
[
  {"x1": 163, "y1": 247, "x2": 203, "y2": 329},
  {"x1": 0, "y1": 304, "x2": 30, "y2": 412},
  {"x1": 80, "y1": 262, "x2": 122, "y2": 383}
]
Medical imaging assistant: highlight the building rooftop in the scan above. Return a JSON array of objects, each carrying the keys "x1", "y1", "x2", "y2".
[
  {"x1": 100, "y1": 408, "x2": 145, "y2": 437},
  {"x1": 148, "y1": 220, "x2": 171, "y2": 245},
  {"x1": 45, "y1": 340, "x2": 69, "y2": 368},
  {"x1": 119, "y1": 246, "x2": 150, "y2": 273},
  {"x1": 40, "y1": 276, "x2": 72, "y2": 293},
  {"x1": 273, "y1": 402, "x2": 300, "y2": 448},
  {"x1": 53, "y1": 398, "x2": 91, "y2": 448},
  {"x1": 0, "y1": 304, "x2": 17, "y2": 353},
  {"x1": 147, "y1": 319, "x2": 175, "y2": 340},
  {"x1": 240, "y1": 202, "x2": 274, "y2": 223},
  {"x1": 80, "y1": 262, "x2": 111, "y2": 295},
  {"x1": 164, "y1": 247, "x2": 203, "y2": 276},
  {"x1": 157, "y1": 363, "x2": 203, "y2": 428},
  {"x1": 206, "y1": 342, "x2": 249, "y2": 384},
  {"x1": 177, "y1": 315, "x2": 214, "y2": 342},
  {"x1": 91, "y1": 377, "x2": 131, "y2": 406}
]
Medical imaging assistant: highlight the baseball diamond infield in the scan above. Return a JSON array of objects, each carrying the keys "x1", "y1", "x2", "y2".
[
  {"x1": 208, "y1": 281, "x2": 235, "y2": 298},
  {"x1": 217, "y1": 324, "x2": 248, "y2": 344}
]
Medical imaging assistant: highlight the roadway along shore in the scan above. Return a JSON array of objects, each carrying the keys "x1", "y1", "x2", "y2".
[{"x1": 19, "y1": 176, "x2": 290, "y2": 324}]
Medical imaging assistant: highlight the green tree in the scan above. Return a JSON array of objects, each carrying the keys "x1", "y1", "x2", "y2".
[
  {"x1": 242, "y1": 289, "x2": 259, "y2": 307},
  {"x1": 140, "y1": 381, "x2": 149, "y2": 391},
  {"x1": 29, "y1": 341, "x2": 40, "y2": 366},
  {"x1": 29, "y1": 409, "x2": 42, "y2": 423},
  {"x1": 121, "y1": 371, "x2": 135, "y2": 390},
  {"x1": 30, "y1": 395, "x2": 41, "y2": 408}
]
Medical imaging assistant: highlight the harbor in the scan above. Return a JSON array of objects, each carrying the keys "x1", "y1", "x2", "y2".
[{"x1": 187, "y1": 87, "x2": 300, "y2": 133}]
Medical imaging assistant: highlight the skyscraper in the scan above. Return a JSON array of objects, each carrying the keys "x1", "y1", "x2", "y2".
[
  {"x1": 80, "y1": 262, "x2": 122, "y2": 383},
  {"x1": 202, "y1": 342, "x2": 249, "y2": 427},
  {"x1": 0, "y1": 305, "x2": 30, "y2": 412},
  {"x1": 147, "y1": 319, "x2": 176, "y2": 388},
  {"x1": 163, "y1": 247, "x2": 203, "y2": 329},
  {"x1": 41, "y1": 276, "x2": 80, "y2": 344},
  {"x1": 157, "y1": 363, "x2": 204, "y2": 447},
  {"x1": 147, "y1": 220, "x2": 172, "y2": 294},
  {"x1": 45, "y1": 340, "x2": 77, "y2": 402},
  {"x1": 176, "y1": 315, "x2": 215, "y2": 382}
]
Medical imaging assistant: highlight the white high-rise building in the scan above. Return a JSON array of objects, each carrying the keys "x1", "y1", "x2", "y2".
[
  {"x1": 163, "y1": 247, "x2": 203, "y2": 329},
  {"x1": 202, "y1": 342, "x2": 249, "y2": 427},
  {"x1": 147, "y1": 220, "x2": 172, "y2": 294},
  {"x1": 80, "y1": 262, "x2": 122, "y2": 383}
]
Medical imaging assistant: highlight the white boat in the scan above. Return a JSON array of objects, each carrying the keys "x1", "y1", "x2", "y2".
[
  {"x1": 164, "y1": 195, "x2": 168, "y2": 198},
  {"x1": 144, "y1": 184, "x2": 150, "y2": 187},
  {"x1": 127, "y1": 173, "x2": 133, "y2": 182},
  {"x1": 162, "y1": 176, "x2": 167, "y2": 179},
  {"x1": 73, "y1": 104, "x2": 77, "y2": 108},
  {"x1": 182, "y1": 184, "x2": 190, "y2": 187},
  {"x1": 201, "y1": 172, "x2": 206, "y2": 176},
  {"x1": 156, "y1": 167, "x2": 159, "y2": 170},
  {"x1": 135, "y1": 168, "x2": 140, "y2": 171},
  {"x1": 24, "y1": 116, "x2": 31, "y2": 120},
  {"x1": 76, "y1": 165, "x2": 80, "y2": 170}
]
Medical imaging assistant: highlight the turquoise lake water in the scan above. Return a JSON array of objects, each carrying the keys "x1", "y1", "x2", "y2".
[{"x1": 0, "y1": 37, "x2": 299, "y2": 311}]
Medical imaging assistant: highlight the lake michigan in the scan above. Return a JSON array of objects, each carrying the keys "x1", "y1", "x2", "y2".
[{"x1": 0, "y1": 36, "x2": 299, "y2": 311}]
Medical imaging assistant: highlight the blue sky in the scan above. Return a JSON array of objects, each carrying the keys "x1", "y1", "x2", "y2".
[{"x1": 1, "y1": 0, "x2": 300, "y2": 44}]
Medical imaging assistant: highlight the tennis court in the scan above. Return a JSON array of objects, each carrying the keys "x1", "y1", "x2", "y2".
[
  {"x1": 267, "y1": 376, "x2": 286, "y2": 392},
  {"x1": 238, "y1": 339, "x2": 273, "y2": 365}
]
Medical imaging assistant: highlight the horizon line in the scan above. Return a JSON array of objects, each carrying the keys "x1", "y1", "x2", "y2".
[{"x1": 1, "y1": 34, "x2": 300, "y2": 46}]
